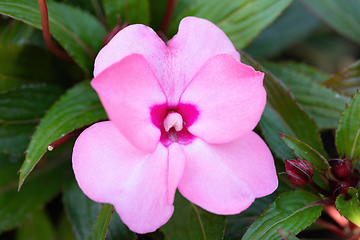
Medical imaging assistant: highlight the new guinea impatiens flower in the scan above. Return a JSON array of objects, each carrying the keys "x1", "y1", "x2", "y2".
[{"x1": 72, "y1": 16, "x2": 278, "y2": 234}]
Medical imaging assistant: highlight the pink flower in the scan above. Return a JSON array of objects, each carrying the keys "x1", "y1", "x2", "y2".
[{"x1": 72, "y1": 17, "x2": 278, "y2": 234}]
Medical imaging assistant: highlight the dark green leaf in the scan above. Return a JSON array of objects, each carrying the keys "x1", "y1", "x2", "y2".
[
  {"x1": 0, "y1": 151, "x2": 71, "y2": 232},
  {"x1": 19, "y1": 81, "x2": 107, "y2": 188},
  {"x1": 322, "y1": 60, "x2": 360, "y2": 97},
  {"x1": 16, "y1": 209, "x2": 55, "y2": 240},
  {"x1": 279, "y1": 62, "x2": 329, "y2": 84},
  {"x1": 245, "y1": 1, "x2": 320, "y2": 58},
  {"x1": 63, "y1": 179, "x2": 102, "y2": 240},
  {"x1": 88, "y1": 204, "x2": 114, "y2": 240},
  {"x1": 56, "y1": 213, "x2": 77, "y2": 240},
  {"x1": 225, "y1": 194, "x2": 278, "y2": 239},
  {"x1": 62, "y1": 0, "x2": 105, "y2": 21},
  {"x1": 258, "y1": 106, "x2": 293, "y2": 159},
  {"x1": 276, "y1": 229, "x2": 300, "y2": 240},
  {"x1": 242, "y1": 190, "x2": 323, "y2": 240},
  {"x1": 300, "y1": 0, "x2": 360, "y2": 45},
  {"x1": 106, "y1": 212, "x2": 136, "y2": 240},
  {"x1": 0, "y1": 20, "x2": 35, "y2": 45},
  {"x1": 335, "y1": 188, "x2": 360, "y2": 227},
  {"x1": 242, "y1": 52, "x2": 326, "y2": 159},
  {"x1": 149, "y1": 0, "x2": 167, "y2": 30},
  {"x1": 280, "y1": 134, "x2": 329, "y2": 190},
  {"x1": 169, "y1": 0, "x2": 292, "y2": 49},
  {"x1": 336, "y1": 91, "x2": 360, "y2": 161},
  {"x1": 103, "y1": 0, "x2": 150, "y2": 29},
  {"x1": 0, "y1": 0, "x2": 107, "y2": 72},
  {"x1": 162, "y1": 192, "x2": 226, "y2": 240},
  {"x1": 0, "y1": 84, "x2": 63, "y2": 154},
  {"x1": 263, "y1": 62, "x2": 349, "y2": 129},
  {"x1": 0, "y1": 44, "x2": 83, "y2": 91}
]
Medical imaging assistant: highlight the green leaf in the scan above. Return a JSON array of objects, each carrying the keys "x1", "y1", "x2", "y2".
[
  {"x1": 276, "y1": 229, "x2": 300, "y2": 240},
  {"x1": 245, "y1": 1, "x2": 320, "y2": 58},
  {"x1": 336, "y1": 91, "x2": 360, "y2": 161},
  {"x1": 0, "y1": 0, "x2": 107, "y2": 72},
  {"x1": 225, "y1": 194, "x2": 278, "y2": 239},
  {"x1": 88, "y1": 204, "x2": 114, "y2": 240},
  {"x1": 0, "y1": 150, "x2": 71, "y2": 232},
  {"x1": 63, "y1": 179, "x2": 102, "y2": 240},
  {"x1": 263, "y1": 62, "x2": 349, "y2": 129},
  {"x1": 16, "y1": 209, "x2": 55, "y2": 240},
  {"x1": 106, "y1": 212, "x2": 136, "y2": 240},
  {"x1": 0, "y1": 84, "x2": 63, "y2": 155},
  {"x1": 56, "y1": 213, "x2": 77, "y2": 240},
  {"x1": 0, "y1": 20, "x2": 35, "y2": 45},
  {"x1": 242, "y1": 190, "x2": 323, "y2": 240},
  {"x1": 279, "y1": 62, "x2": 329, "y2": 84},
  {"x1": 335, "y1": 188, "x2": 360, "y2": 227},
  {"x1": 0, "y1": 44, "x2": 82, "y2": 91},
  {"x1": 149, "y1": 0, "x2": 167, "y2": 30},
  {"x1": 242, "y1": 52, "x2": 326, "y2": 159},
  {"x1": 280, "y1": 134, "x2": 329, "y2": 190},
  {"x1": 322, "y1": 60, "x2": 360, "y2": 97},
  {"x1": 300, "y1": 0, "x2": 360, "y2": 45},
  {"x1": 162, "y1": 192, "x2": 226, "y2": 240},
  {"x1": 19, "y1": 81, "x2": 107, "y2": 188},
  {"x1": 103, "y1": 0, "x2": 150, "y2": 29},
  {"x1": 169, "y1": 0, "x2": 293, "y2": 49}
]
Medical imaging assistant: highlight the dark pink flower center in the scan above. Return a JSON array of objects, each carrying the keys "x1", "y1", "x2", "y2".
[{"x1": 151, "y1": 104, "x2": 198, "y2": 147}]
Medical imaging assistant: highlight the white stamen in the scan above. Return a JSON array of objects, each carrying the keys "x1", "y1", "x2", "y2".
[{"x1": 163, "y1": 112, "x2": 183, "y2": 132}]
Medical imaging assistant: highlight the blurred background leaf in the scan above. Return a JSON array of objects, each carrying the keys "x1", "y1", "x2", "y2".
[
  {"x1": 0, "y1": 0, "x2": 107, "y2": 73},
  {"x1": 0, "y1": 84, "x2": 63, "y2": 155},
  {"x1": 168, "y1": 0, "x2": 293, "y2": 49},
  {"x1": 245, "y1": 1, "x2": 321, "y2": 58},
  {"x1": 300, "y1": 0, "x2": 360, "y2": 45},
  {"x1": 263, "y1": 62, "x2": 349, "y2": 129},
  {"x1": 322, "y1": 60, "x2": 360, "y2": 97},
  {"x1": 161, "y1": 192, "x2": 226, "y2": 240},
  {"x1": 102, "y1": 0, "x2": 150, "y2": 29}
]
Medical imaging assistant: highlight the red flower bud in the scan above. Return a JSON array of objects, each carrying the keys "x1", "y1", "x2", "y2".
[
  {"x1": 329, "y1": 158, "x2": 352, "y2": 178},
  {"x1": 285, "y1": 158, "x2": 314, "y2": 187},
  {"x1": 333, "y1": 181, "x2": 350, "y2": 196}
]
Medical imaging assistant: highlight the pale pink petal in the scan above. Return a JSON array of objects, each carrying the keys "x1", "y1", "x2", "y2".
[
  {"x1": 94, "y1": 24, "x2": 168, "y2": 80},
  {"x1": 178, "y1": 132, "x2": 278, "y2": 215},
  {"x1": 91, "y1": 54, "x2": 166, "y2": 152},
  {"x1": 72, "y1": 121, "x2": 173, "y2": 234},
  {"x1": 180, "y1": 54, "x2": 266, "y2": 144},
  {"x1": 165, "y1": 16, "x2": 240, "y2": 106},
  {"x1": 167, "y1": 143, "x2": 185, "y2": 204}
]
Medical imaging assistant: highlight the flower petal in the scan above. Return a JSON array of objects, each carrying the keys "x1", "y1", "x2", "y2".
[
  {"x1": 168, "y1": 143, "x2": 185, "y2": 204},
  {"x1": 91, "y1": 54, "x2": 166, "y2": 152},
  {"x1": 178, "y1": 132, "x2": 278, "y2": 215},
  {"x1": 72, "y1": 121, "x2": 173, "y2": 234},
  {"x1": 166, "y1": 16, "x2": 240, "y2": 106},
  {"x1": 180, "y1": 54, "x2": 266, "y2": 144},
  {"x1": 94, "y1": 24, "x2": 168, "y2": 79}
]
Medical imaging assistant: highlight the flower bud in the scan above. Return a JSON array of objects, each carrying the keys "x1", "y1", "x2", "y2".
[
  {"x1": 333, "y1": 181, "x2": 350, "y2": 196},
  {"x1": 329, "y1": 158, "x2": 351, "y2": 178},
  {"x1": 285, "y1": 158, "x2": 314, "y2": 187}
]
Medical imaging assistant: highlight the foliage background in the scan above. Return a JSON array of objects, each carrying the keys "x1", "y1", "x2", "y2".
[{"x1": 0, "y1": 0, "x2": 359, "y2": 239}]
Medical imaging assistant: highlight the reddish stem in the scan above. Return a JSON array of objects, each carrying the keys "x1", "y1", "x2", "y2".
[
  {"x1": 160, "y1": 0, "x2": 176, "y2": 34},
  {"x1": 37, "y1": 0, "x2": 72, "y2": 61},
  {"x1": 47, "y1": 128, "x2": 85, "y2": 151}
]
